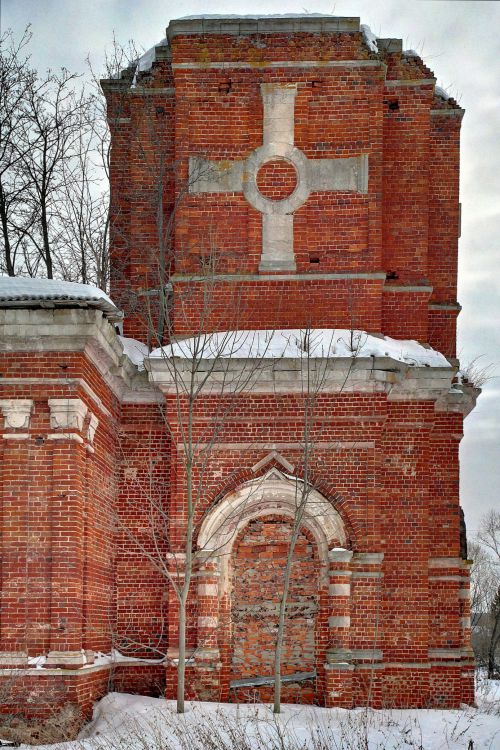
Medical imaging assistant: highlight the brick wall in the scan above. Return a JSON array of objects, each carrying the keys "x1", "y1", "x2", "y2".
[
  {"x1": 0, "y1": 16, "x2": 473, "y2": 719},
  {"x1": 230, "y1": 517, "x2": 318, "y2": 681},
  {"x1": 0, "y1": 351, "x2": 118, "y2": 664},
  {"x1": 103, "y1": 20, "x2": 463, "y2": 349},
  {"x1": 0, "y1": 355, "x2": 474, "y2": 711}
]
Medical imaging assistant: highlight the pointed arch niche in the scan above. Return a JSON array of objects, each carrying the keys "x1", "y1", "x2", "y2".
[
  {"x1": 195, "y1": 470, "x2": 350, "y2": 702},
  {"x1": 198, "y1": 470, "x2": 347, "y2": 580}
]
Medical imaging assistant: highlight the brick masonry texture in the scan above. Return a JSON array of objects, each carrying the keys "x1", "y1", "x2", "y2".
[
  {"x1": 256, "y1": 159, "x2": 298, "y2": 200},
  {"x1": 0, "y1": 16, "x2": 475, "y2": 717},
  {"x1": 230, "y1": 517, "x2": 317, "y2": 681}
]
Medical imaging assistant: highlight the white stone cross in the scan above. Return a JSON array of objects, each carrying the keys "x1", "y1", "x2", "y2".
[{"x1": 189, "y1": 83, "x2": 368, "y2": 272}]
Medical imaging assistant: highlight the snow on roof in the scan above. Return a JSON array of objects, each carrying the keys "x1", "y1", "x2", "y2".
[
  {"x1": 360, "y1": 24, "x2": 378, "y2": 53},
  {"x1": 179, "y1": 14, "x2": 339, "y2": 20},
  {"x1": 149, "y1": 329, "x2": 450, "y2": 368},
  {"x1": 0, "y1": 277, "x2": 121, "y2": 320},
  {"x1": 435, "y1": 85, "x2": 451, "y2": 100},
  {"x1": 134, "y1": 37, "x2": 168, "y2": 80}
]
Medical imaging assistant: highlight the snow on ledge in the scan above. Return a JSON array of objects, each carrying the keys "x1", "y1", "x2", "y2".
[
  {"x1": 119, "y1": 336, "x2": 149, "y2": 369},
  {"x1": 179, "y1": 14, "x2": 340, "y2": 20},
  {"x1": 360, "y1": 24, "x2": 378, "y2": 53},
  {"x1": 0, "y1": 277, "x2": 121, "y2": 320},
  {"x1": 93, "y1": 649, "x2": 164, "y2": 667},
  {"x1": 133, "y1": 37, "x2": 168, "y2": 81},
  {"x1": 27, "y1": 654, "x2": 47, "y2": 669},
  {"x1": 435, "y1": 85, "x2": 451, "y2": 101},
  {"x1": 27, "y1": 649, "x2": 164, "y2": 670},
  {"x1": 149, "y1": 329, "x2": 450, "y2": 368}
]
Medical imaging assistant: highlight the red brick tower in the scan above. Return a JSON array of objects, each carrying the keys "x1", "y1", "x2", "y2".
[{"x1": 0, "y1": 16, "x2": 478, "y2": 718}]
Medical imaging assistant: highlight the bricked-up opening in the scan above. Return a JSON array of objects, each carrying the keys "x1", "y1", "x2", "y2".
[
  {"x1": 230, "y1": 516, "x2": 318, "y2": 689},
  {"x1": 256, "y1": 158, "x2": 298, "y2": 201}
]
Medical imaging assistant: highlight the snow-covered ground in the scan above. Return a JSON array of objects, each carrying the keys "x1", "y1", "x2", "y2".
[{"x1": 14, "y1": 680, "x2": 500, "y2": 750}]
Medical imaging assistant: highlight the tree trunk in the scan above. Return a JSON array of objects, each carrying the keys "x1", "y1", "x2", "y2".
[
  {"x1": 41, "y1": 202, "x2": 53, "y2": 278},
  {"x1": 273, "y1": 513, "x2": 303, "y2": 713},
  {"x1": 273, "y1": 534, "x2": 293, "y2": 712},
  {"x1": 487, "y1": 612, "x2": 500, "y2": 678},
  {"x1": 176, "y1": 445, "x2": 193, "y2": 713},
  {"x1": 0, "y1": 182, "x2": 15, "y2": 276},
  {"x1": 273, "y1": 358, "x2": 315, "y2": 713},
  {"x1": 177, "y1": 601, "x2": 186, "y2": 713}
]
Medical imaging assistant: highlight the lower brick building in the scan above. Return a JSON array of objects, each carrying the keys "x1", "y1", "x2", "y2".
[{"x1": 0, "y1": 14, "x2": 479, "y2": 717}]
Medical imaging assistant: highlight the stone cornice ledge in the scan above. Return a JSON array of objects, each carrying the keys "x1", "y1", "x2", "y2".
[
  {"x1": 145, "y1": 354, "x2": 468, "y2": 407},
  {"x1": 0, "y1": 309, "x2": 478, "y2": 414},
  {"x1": 434, "y1": 383, "x2": 480, "y2": 416},
  {"x1": 167, "y1": 16, "x2": 361, "y2": 39},
  {"x1": 0, "y1": 308, "x2": 160, "y2": 405}
]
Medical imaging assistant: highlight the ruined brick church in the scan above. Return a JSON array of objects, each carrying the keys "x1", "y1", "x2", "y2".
[{"x1": 0, "y1": 16, "x2": 478, "y2": 716}]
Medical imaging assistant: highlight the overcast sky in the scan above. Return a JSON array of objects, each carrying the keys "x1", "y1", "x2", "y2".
[{"x1": 2, "y1": 0, "x2": 499, "y2": 534}]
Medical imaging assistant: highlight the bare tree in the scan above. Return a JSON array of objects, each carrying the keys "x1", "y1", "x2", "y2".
[
  {"x1": 14, "y1": 67, "x2": 93, "y2": 278},
  {"x1": 476, "y1": 510, "x2": 500, "y2": 677},
  {"x1": 478, "y1": 510, "x2": 500, "y2": 561},
  {"x1": 99, "y1": 78, "x2": 277, "y2": 711},
  {"x1": 469, "y1": 540, "x2": 496, "y2": 628},
  {"x1": 78, "y1": 36, "x2": 144, "y2": 290},
  {"x1": 488, "y1": 586, "x2": 500, "y2": 678},
  {"x1": 114, "y1": 331, "x2": 285, "y2": 714},
  {"x1": 469, "y1": 510, "x2": 500, "y2": 677},
  {"x1": 0, "y1": 27, "x2": 36, "y2": 276},
  {"x1": 56, "y1": 97, "x2": 109, "y2": 286},
  {"x1": 1, "y1": 27, "x2": 112, "y2": 285},
  {"x1": 271, "y1": 329, "x2": 363, "y2": 713}
]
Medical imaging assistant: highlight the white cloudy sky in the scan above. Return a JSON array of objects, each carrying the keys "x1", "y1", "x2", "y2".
[{"x1": 3, "y1": 0, "x2": 499, "y2": 533}]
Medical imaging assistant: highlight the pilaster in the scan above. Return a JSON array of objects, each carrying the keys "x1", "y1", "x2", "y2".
[
  {"x1": 196, "y1": 555, "x2": 221, "y2": 660},
  {"x1": 325, "y1": 548, "x2": 354, "y2": 707},
  {"x1": 45, "y1": 399, "x2": 88, "y2": 668},
  {"x1": 164, "y1": 552, "x2": 185, "y2": 698},
  {"x1": 0, "y1": 399, "x2": 34, "y2": 666},
  {"x1": 193, "y1": 554, "x2": 221, "y2": 698},
  {"x1": 459, "y1": 559, "x2": 475, "y2": 704}
]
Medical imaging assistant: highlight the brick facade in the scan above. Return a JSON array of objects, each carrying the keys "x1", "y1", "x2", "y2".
[{"x1": 0, "y1": 15, "x2": 478, "y2": 716}]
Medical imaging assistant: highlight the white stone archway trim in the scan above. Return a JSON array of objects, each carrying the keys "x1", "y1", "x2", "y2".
[{"x1": 197, "y1": 470, "x2": 347, "y2": 589}]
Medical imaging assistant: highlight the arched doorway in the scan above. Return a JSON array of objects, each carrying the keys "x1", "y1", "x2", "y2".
[
  {"x1": 196, "y1": 470, "x2": 347, "y2": 702},
  {"x1": 231, "y1": 514, "x2": 318, "y2": 699}
]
